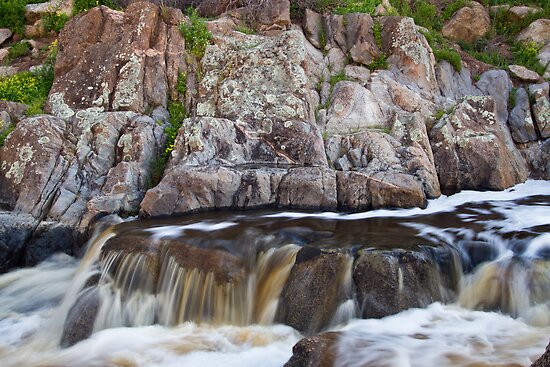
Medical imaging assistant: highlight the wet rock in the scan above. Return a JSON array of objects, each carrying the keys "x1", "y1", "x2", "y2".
[
  {"x1": 475, "y1": 69, "x2": 512, "y2": 124},
  {"x1": 0, "y1": 212, "x2": 36, "y2": 273},
  {"x1": 516, "y1": 19, "x2": 550, "y2": 44},
  {"x1": 60, "y1": 287, "x2": 100, "y2": 347},
  {"x1": 275, "y1": 248, "x2": 351, "y2": 334},
  {"x1": 430, "y1": 96, "x2": 528, "y2": 193},
  {"x1": 284, "y1": 332, "x2": 339, "y2": 367},
  {"x1": 24, "y1": 222, "x2": 82, "y2": 266},
  {"x1": 509, "y1": 88, "x2": 538, "y2": 143},
  {"x1": 141, "y1": 165, "x2": 338, "y2": 216},
  {"x1": 529, "y1": 83, "x2": 550, "y2": 139},
  {"x1": 46, "y1": 2, "x2": 185, "y2": 115},
  {"x1": 509, "y1": 65, "x2": 542, "y2": 83},
  {"x1": 532, "y1": 343, "x2": 550, "y2": 367},
  {"x1": 345, "y1": 13, "x2": 379, "y2": 66},
  {"x1": 0, "y1": 29, "x2": 12, "y2": 46},
  {"x1": 353, "y1": 248, "x2": 443, "y2": 319},
  {"x1": 380, "y1": 16, "x2": 438, "y2": 98},
  {"x1": 442, "y1": 2, "x2": 491, "y2": 43},
  {"x1": 324, "y1": 81, "x2": 385, "y2": 135}
]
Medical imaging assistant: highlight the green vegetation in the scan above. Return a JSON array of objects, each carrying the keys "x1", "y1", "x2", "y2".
[
  {"x1": 422, "y1": 30, "x2": 462, "y2": 72},
  {"x1": 441, "y1": 0, "x2": 467, "y2": 21},
  {"x1": 163, "y1": 101, "x2": 186, "y2": 160},
  {"x1": 508, "y1": 87, "x2": 517, "y2": 108},
  {"x1": 329, "y1": 70, "x2": 349, "y2": 85},
  {"x1": 146, "y1": 101, "x2": 186, "y2": 187},
  {"x1": 73, "y1": 0, "x2": 117, "y2": 14},
  {"x1": 0, "y1": 0, "x2": 42, "y2": 34},
  {"x1": 366, "y1": 54, "x2": 388, "y2": 71},
  {"x1": 180, "y1": 9, "x2": 212, "y2": 59},
  {"x1": 0, "y1": 41, "x2": 57, "y2": 116},
  {"x1": 334, "y1": 0, "x2": 380, "y2": 14},
  {"x1": 0, "y1": 123, "x2": 15, "y2": 146},
  {"x1": 235, "y1": 24, "x2": 256, "y2": 35},
  {"x1": 390, "y1": 0, "x2": 440, "y2": 30},
  {"x1": 6, "y1": 41, "x2": 31, "y2": 63},
  {"x1": 42, "y1": 12, "x2": 69, "y2": 33}
]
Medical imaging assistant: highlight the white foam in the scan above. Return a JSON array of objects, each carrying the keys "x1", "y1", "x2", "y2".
[
  {"x1": 264, "y1": 180, "x2": 550, "y2": 220},
  {"x1": 335, "y1": 303, "x2": 549, "y2": 367},
  {"x1": 146, "y1": 221, "x2": 238, "y2": 239}
]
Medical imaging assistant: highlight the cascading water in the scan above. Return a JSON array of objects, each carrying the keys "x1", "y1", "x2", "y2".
[{"x1": 0, "y1": 180, "x2": 549, "y2": 367}]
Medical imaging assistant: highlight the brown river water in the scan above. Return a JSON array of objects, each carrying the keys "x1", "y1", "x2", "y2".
[{"x1": 0, "y1": 180, "x2": 549, "y2": 367}]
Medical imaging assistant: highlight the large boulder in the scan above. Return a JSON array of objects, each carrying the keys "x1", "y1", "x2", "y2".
[
  {"x1": 345, "y1": 13, "x2": 380, "y2": 66},
  {"x1": 516, "y1": 18, "x2": 550, "y2": 44},
  {"x1": 442, "y1": 1, "x2": 491, "y2": 43},
  {"x1": 430, "y1": 96, "x2": 528, "y2": 193},
  {"x1": 46, "y1": 2, "x2": 186, "y2": 116},
  {"x1": 0, "y1": 111, "x2": 164, "y2": 232},
  {"x1": 275, "y1": 248, "x2": 352, "y2": 334},
  {"x1": 353, "y1": 248, "x2": 444, "y2": 319}
]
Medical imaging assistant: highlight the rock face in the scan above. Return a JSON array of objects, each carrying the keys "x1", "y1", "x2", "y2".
[
  {"x1": 430, "y1": 96, "x2": 528, "y2": 193},
  {"x1": 442, "y1": 2, "x2": 491, "y2": 43},
  {"x1": 0, "y1": 111, "x2": 164, "y2": 233},
  {"x1": 380, "y1": 16, "x2": 438, "y2": 97},
  {"x1": 46, "y1": 1, "x2": 186, "y2": 116}
]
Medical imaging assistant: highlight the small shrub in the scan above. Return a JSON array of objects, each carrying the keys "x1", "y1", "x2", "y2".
[
  {"x1": 176, "y1": 71, "x2": 186, "y2": 97},
  {"x1": 235, "y1": 24, "x2": 255, "y2": 35},
  {"x1": 441, "y1": 0, "x2": 467, "y2": 21},
  {"x1": 373, "y1": 21, "x2": 383, "y2": 49},
  {"x1": 42, "y1": 12, "x2": 69, "y2": 33},
  {"x1": 180, "y1": 9, "x2": 212, "y2": 60},
  {"x1": 0, "y1": 0, "x2": 43, "y2": 34},
  {"x1": 329, "y1": 70, "x2": 348, "y2": 86},
  {"x1": 334, "y1": 0, "x2": 381, "y2": 15},
  {"x1": 7, "y1": 41, "x2": 31, "y2": 62},
  {"x1": 511, "y1": 42, "x2": 546, "y2": 76},
  {"x1": 73, "y1": 0, "x2": 117, "y2": 14},
  {"x1": 412, "y1": 0, "x2": 439, "y2": 30},
  {"x1": 0, "y1": 42, "x2": 56, "y2": 115},
  {"x1": 367, "y1": 54, "x2": 388, "y2": 71},
  {"x1": 433, "y1": 48, "x2": 462, "y2": 72},
  {"x1": 163, "y1": 101, "x2": 186, "y2": 159}
]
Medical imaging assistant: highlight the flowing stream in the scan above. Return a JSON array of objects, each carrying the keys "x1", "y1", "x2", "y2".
[{"x1": 0, "y1": 180, "x2": 549, "y2": 367}]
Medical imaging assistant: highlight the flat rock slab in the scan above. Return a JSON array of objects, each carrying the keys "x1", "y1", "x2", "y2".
[{"x1": 509, "y1": 64, "x2": 542, "y2": 83}]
